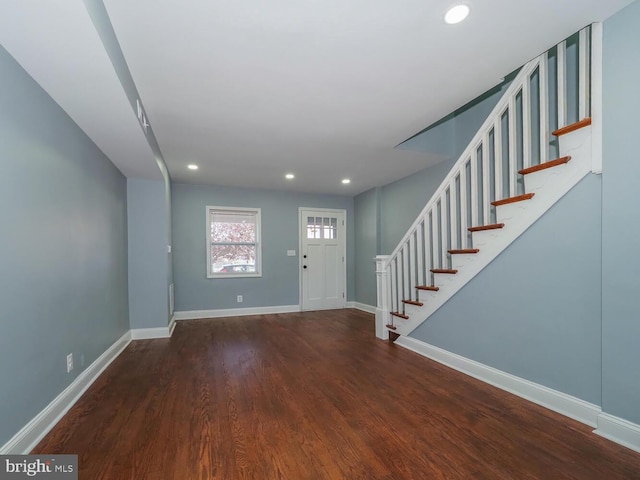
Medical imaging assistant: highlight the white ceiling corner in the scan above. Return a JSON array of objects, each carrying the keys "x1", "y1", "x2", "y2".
[{"x1": 0, "y1": 0, "x2": 161, "y2": 181}]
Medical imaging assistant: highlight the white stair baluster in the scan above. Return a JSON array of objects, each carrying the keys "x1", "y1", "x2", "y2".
[
  {"x1": 450, "y1": 179, "x2": 458, "y2": 250},
  {"x1": 508, "y1": 98, "x2": 518, "y2": 196},
  {"x1": 482, "y1": 135, "x2": 491, "y2": 225},
  {"x1": 459, "y1": 161, "x2": 468, "y2": 248},
  {"x1": 494, "y1": 120, "x2": 503, "y2": 203},
  {"x1": 432, "y1": 209, "x2": 440, "y2": 270},
  {"x1": 440, "y1": 194, "x2": 448, "y2": 267},
  {"x1": 402, "y1": 244, "x2": 409, "y2": 304},
  {"x1": 409, "y1": 233, "x2": 416, "y2": 299},
  {"x1": 425, "y1": 212, "x2": 433, "y2": 279},
  {"x1": 416, "y1": 219, "x2": 425, "y2": 287},
  {"x1": 557, "y1": 40, "x2": 567, "y2": 128},
  {"x1": 470, "y1": 151, "x2": 479, "y2": 227},
  {"x1": 390, "y1": 259, "x2": 397, "y2": 314},
  {"x1": 539, "y1": 53, "x2": 549, "y2": 165},
  {"x1": 522, "y1": 76, "x2": 532, "y2": 169}
]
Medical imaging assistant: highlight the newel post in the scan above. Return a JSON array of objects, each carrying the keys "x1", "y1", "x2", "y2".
[{"x1": 375, "y1": 255, "x2": 390, "y2": 340}]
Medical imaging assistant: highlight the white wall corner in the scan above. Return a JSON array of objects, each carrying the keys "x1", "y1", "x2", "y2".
[
  {"x1": 595, "y1": 413, "x2": 640, "y2": 454},
  {"x1": 347, "y1": 301, "x2": 376, "y2": 314},
  {"x1": 395, "y1": 336, "x2": 602, "y2": 428},
  {"x1": 0, "y1": 331, "x2": 132, "y2": 454},
  {"x1": 130, "y1": 325, "x2": 172, "y2": 340}
]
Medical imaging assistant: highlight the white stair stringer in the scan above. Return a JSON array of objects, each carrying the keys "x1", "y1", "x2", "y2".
[{"x1": 391, "y1": 125, "x2": 593, "y2": 336}]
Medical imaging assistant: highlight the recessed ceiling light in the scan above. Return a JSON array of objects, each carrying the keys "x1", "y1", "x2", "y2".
[
  {"x1": 285, "y1": 173, "x2": 295, "y2": 180},
  {"x1": 341, "y1": 178, "x2": 351, "y2": 184},
  {"x1": 187, "y1": 164, "x2": 199, "y2": 170},
  {"x1": 445, "y1": 4, "x2": 470, "y2": 24}
]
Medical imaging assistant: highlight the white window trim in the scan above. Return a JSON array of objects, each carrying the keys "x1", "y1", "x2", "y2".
[{"x1": 206, "y1": 206, "x2": 262, "y2": 279}]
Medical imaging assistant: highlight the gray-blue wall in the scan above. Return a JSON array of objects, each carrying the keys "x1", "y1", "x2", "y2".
[
  {"x1": 172, "y1": 183, "x2": 354, "y2": 311},
  {"x1": 0, "y1": 45, "x2": 129, "y2": 447},
  {"x1": 128, "y1": 179, "x2": 170, "y2": 329},
  {"x1": 602, "y1": 0, "x2": 640, "y2": 425},
  {"x1": 411, "y1": 175, "x2": 603, "y2": 404}
]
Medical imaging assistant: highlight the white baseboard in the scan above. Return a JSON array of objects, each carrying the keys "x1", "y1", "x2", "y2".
[
  {"x1": 347, "y1": 302, "x2": 376, "y2": 314},
  {"x1": 0, "y1": 331, "x2": 132, "y2": 454},
  {"x1": 174, "y1": 304, "x2": 300, "y2": 321},
  {"x1": 395, "y1": 336, "x2": 601, "y2": 428},
  {"x1": 130, "y1": 325, "x2": 173, "y2": 340},
  {"x1": 595, "y1": 413, "x2": 640, "y2": 453}
]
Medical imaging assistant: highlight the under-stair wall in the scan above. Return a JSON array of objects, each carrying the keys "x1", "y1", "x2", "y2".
[{"x1": 410, "y1": 173, "x2": 602, "y2": 405}]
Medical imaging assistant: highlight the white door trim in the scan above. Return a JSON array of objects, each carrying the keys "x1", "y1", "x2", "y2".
[{"x1": 298, "y1": 207, "x2": 347, "y2": 311}]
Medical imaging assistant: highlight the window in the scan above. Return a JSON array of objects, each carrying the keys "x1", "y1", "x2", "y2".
[
  {"x1": 307, "y1": 216, "x2": 338, "y2": 239},
  {"x1": 206, "y1": 206, "x2": 261, "y2": 278}
]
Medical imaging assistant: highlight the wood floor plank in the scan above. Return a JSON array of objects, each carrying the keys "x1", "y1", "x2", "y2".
[{"x1": 33, "y1": 309, "x2": 640, "y2": 479}]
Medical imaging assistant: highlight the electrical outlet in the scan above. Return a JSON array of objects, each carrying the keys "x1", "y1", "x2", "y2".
[
  {"x1": 237, "y1": 295, "x2": 243, "y2": 303},
  {"x1": 66, "y1": 353, "x2": 74, "y2": 373}
]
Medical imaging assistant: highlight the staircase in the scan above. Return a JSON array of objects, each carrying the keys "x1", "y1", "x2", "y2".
[{"x1": 375, "y1": 25, "x2": 600, "y2": 340}]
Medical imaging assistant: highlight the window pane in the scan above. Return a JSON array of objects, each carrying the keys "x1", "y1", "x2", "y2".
[
  {"x1": 322, "y1": 217, "x2": 338, "y2": 239},
  {"x1": 211, "y1": 212, "x2": 256, "y2": 243},
  {"x1": 211, "y1": 245, "x2": 256, "y2": 273},
  {"x1": 308, "y1": 216, "x2": 321, "y2": 239},
  {"x1": 307, "y1": 216, "x2": 314, "y2": 239}
]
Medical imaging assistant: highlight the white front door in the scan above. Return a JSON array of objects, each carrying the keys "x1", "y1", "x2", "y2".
[{"x1": 300, "y1": 208, "x2": 346, "y2": 311}]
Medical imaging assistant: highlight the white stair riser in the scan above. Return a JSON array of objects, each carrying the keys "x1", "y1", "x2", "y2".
[
  {"x1": 415, "y1": 289, "x2": 439, "y2": 303},
  {"x1": 470, "y1": 228, "x2": 505, "y2": 248},
  {"x1": 432, "y1": 273, "x2": 457, "y2": 287},
  {"x1": 450, "y1": 253, "x2": 480, "y2": 270}
]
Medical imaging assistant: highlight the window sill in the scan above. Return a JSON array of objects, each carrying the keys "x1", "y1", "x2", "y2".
[{"x1": 207, "y1": 273, "x2": 262, "y2": 279}]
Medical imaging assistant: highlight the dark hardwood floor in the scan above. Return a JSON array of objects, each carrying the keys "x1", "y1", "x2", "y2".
[{"x1": 34, "y1": 309, "x2": 640, "y2": 479}]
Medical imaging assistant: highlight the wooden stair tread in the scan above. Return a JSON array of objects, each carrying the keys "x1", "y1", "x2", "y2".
[
  {"x1": 431, "y1": 268, "x2": 458, "y2": 274},
  {"x1": 402, "y1": 299, "x2": 424, "y2": 307},
  {"x1": 448, "y1": 249, "x2": 479, "y2": 255},
  {"x1": 468, "y1": 223, "x2": 505, "y2": 232},
  {"x1": 552, "y1": 118, "x2": 592, "y2": 137},
  {"x1": 519, "y1": 156, "x2": 571, "y2": 175},
  {"x1": 385, "y1": 324, "x2": 397, "y2": 330},
  {"x1": 390, "y1": 312, "x2": 409, "y2": 320},
  {"x1": 416, "y1": 285, "x2": 440, "y2": 291},
  {"x1": 491, "y1": 193, "x2": 535, "y2": 207}
]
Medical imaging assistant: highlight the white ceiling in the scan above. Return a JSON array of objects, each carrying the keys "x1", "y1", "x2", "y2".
[{"x1": 1, "y1": 0, "x2": 634, "y2": 195}]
